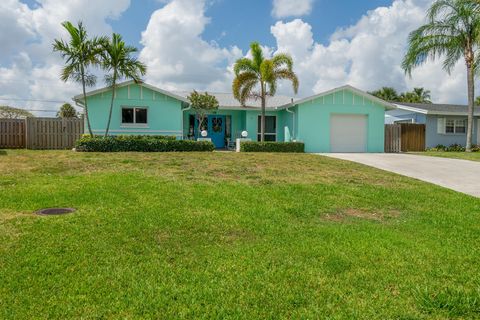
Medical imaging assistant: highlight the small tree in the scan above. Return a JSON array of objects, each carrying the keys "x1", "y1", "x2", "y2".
[
  {"x1": 187, "y1": 91, "x2": 219, "y2": 139},
  {"x1": 57, "y1": 103, "x2": 78, "y2": 118},
  {"x1": 0, "y1": 106, "x2": 34, "y2": 119}
]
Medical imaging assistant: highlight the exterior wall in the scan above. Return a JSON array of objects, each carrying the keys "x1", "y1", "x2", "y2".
[
  {"x1": 426, "y1": 114, "x2": 479, "y2": 148},
  {"x1": 86, "y1": 83, "x2": 184, "y2": 137},
  {"x1": 296, "y1": 89, "x2": 386, "y2": 153}
]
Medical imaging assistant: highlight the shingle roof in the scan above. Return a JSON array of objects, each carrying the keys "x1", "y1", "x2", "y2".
[
  {"x1": 173, "y1": 91, "x2": 295, "y2": 109},
  {"x1": 395, "y1": 102, "x2": 480, "y2": 115}
]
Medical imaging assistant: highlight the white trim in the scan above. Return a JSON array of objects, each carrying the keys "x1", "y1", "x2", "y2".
[{"x1": 394, "y1": 104, "x2": 429, "y2": 114}]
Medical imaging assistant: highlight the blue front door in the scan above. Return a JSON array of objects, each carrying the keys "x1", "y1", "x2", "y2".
[{"x1": 208, "y1": 115, "x2": 225, "y2": 149}]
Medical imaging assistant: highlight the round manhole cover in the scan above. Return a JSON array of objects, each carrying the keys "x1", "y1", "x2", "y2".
[{"x1": 36, "y1": 208, "x2": 76, "y2": 216}]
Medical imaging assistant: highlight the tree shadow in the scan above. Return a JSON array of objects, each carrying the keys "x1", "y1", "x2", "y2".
[{"x1": 0, "y1": 150, "x2": 7, "y2": 156}]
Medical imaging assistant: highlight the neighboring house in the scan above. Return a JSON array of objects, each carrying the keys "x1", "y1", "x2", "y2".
[
  {"x1": 73, "y1": 81, "x2": 394, "y2": 153},
  {"x1": 386, "y1": 102, "x2": 480, "y2": 148}
]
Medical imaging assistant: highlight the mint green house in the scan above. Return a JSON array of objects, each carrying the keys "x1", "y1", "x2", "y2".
[{"x1": 74, "y1": 81, "x2": 394, "y2": 153}]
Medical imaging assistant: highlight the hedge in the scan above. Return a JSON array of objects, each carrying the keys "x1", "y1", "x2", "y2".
[
  {"x1": 75, "y1": 136, "x2": 214, "y2": 152},
  {"x1": 80, "y1": 134, "x2": 177, "y2": 141},
  {"x1": 240, "y1": 141, "x2": 305, "y2": 153},
  {"x1": 427, "y1": 143, "x2": 480, "y2": 152}
]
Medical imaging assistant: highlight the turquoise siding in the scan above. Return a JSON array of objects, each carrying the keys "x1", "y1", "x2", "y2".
[
  {"x1": 295, "y1": 89, "x2": 386, "y2": 153},
  {"x1": 86, "y1": 84, "x2": 184, "y2": 137}
]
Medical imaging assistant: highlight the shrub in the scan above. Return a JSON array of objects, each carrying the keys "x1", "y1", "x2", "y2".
[
  {"x1": 75, "y1": 136, "x2": 214, "y2": 152},
  {"x1": 240, "y1": 141, "x2": 305, "y2": 153},
  {"x1": 80, "y1": 134, "x2": 176, "y2": 140},
  {"x1": 426, "y1": 143, "x2": 480, "y2": 152}
]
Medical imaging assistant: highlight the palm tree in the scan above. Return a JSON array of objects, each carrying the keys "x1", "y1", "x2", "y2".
[
  {"x1": 232, "y1": 42, "x2": 299, "y2": 141},
  {"x1": 100, "y1": 33, "x2": 147, "y2": 137},
  {"x1": 53, "y1": 21, "x2": 102, "y2": 137},
  {"x1": 402, "y1": 0, "x2": 480, "y2": 151},
  {"x1": 399, "y1": 87, "x2": 432, "y2": 103},
  {"x1": 369, "y1": 87, "x2": 399, "y2": 102}
]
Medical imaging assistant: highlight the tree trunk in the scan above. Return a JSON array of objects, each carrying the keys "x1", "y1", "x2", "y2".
[
  {"x1": 81, "y1": 66, "x2": 93, "y2": 137},
  {"x1": 105, "y1": 71, "x2": 117, "y2": 138},
  {"x1": 466, "y1": 62, "x2": 474, "y2": 152},
  {"x1": 260, "y1": 82, "x2": 266, "y2": 142}
]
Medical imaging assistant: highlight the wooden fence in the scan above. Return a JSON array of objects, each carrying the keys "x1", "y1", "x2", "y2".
[
  {"x1": 385, "y1": 124, "x2": 401, "y2": 153},
  {"x1": 0, "y1": 117, "x2": 84, "y2": 150},
  {"x1": 385, "y1": 123, "x2": 425, "y2": 153},
  {"x1": 0, "y1": 119, "x2": 26, "y2": 148}
]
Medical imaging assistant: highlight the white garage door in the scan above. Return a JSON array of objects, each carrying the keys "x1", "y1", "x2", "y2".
[{"x1": 330, "y1": 114, "x2": 367, "y2": 152}]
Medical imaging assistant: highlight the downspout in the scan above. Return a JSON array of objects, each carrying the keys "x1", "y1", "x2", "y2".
[
  {"x1": 181, "y1": 102, "x2": 191, "y2": 140},
  {"x1": 285, "y1": 98, "x2": 296, "y2": 141}
]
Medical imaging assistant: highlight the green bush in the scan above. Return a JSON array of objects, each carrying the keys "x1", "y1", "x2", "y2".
[
  {"x1": 75, "y1": 136, "x2": 214, "y2": 152},
  {"x1": 427, "y1": 143, "x2": 479, "y2": 152},
  {"x1": 80, "y1": 134, "x2": 176, "y2": 140},
  {"x1": 240, "y1": 141, "x2": 305, "y2": 153}
]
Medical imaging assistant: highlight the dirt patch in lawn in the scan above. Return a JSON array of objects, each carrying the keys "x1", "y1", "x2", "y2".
[{"x1": 323, "y1": 208, "x2": 401, "y2": 223}]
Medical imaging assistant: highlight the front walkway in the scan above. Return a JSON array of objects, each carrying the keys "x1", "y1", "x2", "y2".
[{"x1": 321, "y1": 153, "x2": 480, "y2": 198}]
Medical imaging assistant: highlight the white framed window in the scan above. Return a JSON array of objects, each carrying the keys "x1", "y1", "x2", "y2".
[
  {"x1": 439, "y1": 118, "x2": 466, "y2": 134},
  {"x1": 122, "y1": 107, "x2": 148, "y2": 125},
  {"x1": 257, "y1": 115, "x2": 276, "y2": 141},
  {"x1": 455, "y1": 119, "x2": 466, "y2": 133}
]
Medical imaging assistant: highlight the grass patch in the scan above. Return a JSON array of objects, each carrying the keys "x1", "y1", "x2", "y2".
[
  {"x1": 413, "y1": 151, "x2": 480, "y2": 162},
  {"x1": 0, "y1": 150, "x2": 479, "y2": 319}
]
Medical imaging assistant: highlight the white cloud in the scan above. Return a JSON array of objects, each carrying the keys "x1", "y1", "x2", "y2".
[
  {"x1": 0, "y1": 0, "x2": 130, "y2": 115},
  {"x1": 139, "y1": 0, "x2": 242, "y2": 92},
  {"x1": 272, "y1": 0, "x2": 314, "y2": 19},
  {"x1": 269, "y1": 0, "x2": 471, "y2": 103}
]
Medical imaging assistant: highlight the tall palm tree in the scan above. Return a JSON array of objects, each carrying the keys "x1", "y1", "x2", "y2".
[
  {"x1": 232, "y1": 42, "x2": 299, "y2": 141},
  {"x1": 53, "y1": 21, "x2": 102, "y2": 137},
  {"x1": 100, "y1": 33, "x2": 147, "y2": 137},
  {"x1": 402, "y1": 0, "x2": 480, "y2": 151}
]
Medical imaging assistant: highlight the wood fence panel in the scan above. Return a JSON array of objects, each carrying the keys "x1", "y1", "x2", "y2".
[
  {"x1": 401, "y1": 124, "x2": 425, "y2": 152},
  {"x1": 0, "y1": 119, "x2": 26, "y2": 148},
  {"x1": 26, "y1": 117, "x2": 84, "y2": 150},
  {"x1": 384, "y1": 124, "x2": 401, "y2": 153}
]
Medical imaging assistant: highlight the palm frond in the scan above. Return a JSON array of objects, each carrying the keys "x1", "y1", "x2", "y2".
[
  {"x1": 271, "y1": 53, "x2": 293, "y2": 70},
  {"x1": 273, "y1": 69, "x2": 299, "y2": 94}
]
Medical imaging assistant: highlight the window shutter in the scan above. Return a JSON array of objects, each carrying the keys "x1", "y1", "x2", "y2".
[{"x1": 437, "y1": 117, "x2": 446, "y2": 134}]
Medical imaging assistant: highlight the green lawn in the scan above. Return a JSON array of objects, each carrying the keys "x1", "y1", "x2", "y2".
[
  {"x1": 1, "y1": 150, "x2": 479, "y2": 319},
  {"x1": 413, "y1": 151, "x2": 480, "y2": 162}
]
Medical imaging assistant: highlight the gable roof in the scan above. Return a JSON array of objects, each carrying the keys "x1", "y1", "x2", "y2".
[
  {"x1": 285, "y1": 85, "x2": 396, "y2": 110},
  {"x1": 73, "y1": 80, "x2": 189, "y2": 103},
  {"x1": 394, "y1": 102, "x2": 480, "y2": 116},
  {"x1": 173, "y1": 91, "x2": 294, "y2": 109}
]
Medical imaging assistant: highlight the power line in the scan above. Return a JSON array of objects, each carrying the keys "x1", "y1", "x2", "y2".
[{"x1": 0, "y1": 98, "x2": 70, "y2": 103}]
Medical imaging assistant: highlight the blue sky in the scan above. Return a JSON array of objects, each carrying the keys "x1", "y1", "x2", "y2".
[
  {"x1": 105, "y1": 0, "x2": 393, "y2": 51},
  {"x1": 1, "y1": 0, "x2": 472, "y2": 115}
]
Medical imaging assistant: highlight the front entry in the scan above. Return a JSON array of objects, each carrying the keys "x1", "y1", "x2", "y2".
[{"x1": 208, "y1": 115, "x2": 225, "y2": 149}]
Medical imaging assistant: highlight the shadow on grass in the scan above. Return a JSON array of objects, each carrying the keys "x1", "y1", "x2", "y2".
[{"x1": 0, "y1": 150, "x2": 7, "y2": 156}]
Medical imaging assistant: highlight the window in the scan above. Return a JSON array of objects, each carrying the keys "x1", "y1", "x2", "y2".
[
  {"x1": 455, "y1": 119, "x2": 466, "y2": 133},
  {"x1": 446, "y1": 119, "x2": 455, "y2": 133},
  {"x1": 443, "y1": 118, "x2": 466, "y2": 134},
  {"x1": 122, "y1": 107, "x2": 148, "y2": 125},
  {"x1": 257, "y1": 116, "x2": 276, "y2": 141}
]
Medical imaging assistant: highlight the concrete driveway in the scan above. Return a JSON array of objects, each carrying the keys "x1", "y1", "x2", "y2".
[{"x1": 322, "y1": 153, "x2": 480, "y2": 198}]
